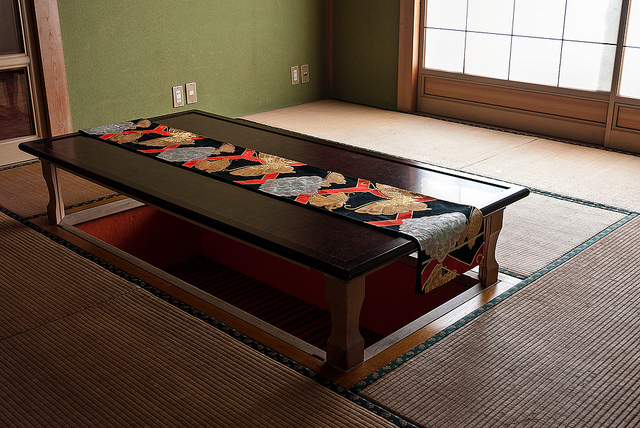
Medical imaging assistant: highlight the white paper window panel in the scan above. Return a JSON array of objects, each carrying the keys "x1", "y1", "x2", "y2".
[
  {"x1": 425, "y1": 0, "x2": 467, "y2": 31},
  {"x1": 619, "y1": 47, "x2": 640, "y2": 97},
  {"x1": 626, "y1": 0, "x2": 640, "y2": 47},
  {"x1": 564, "y1": 0, "x2": 623, "y2": 44},
  {"x1": 513, "y1": 0, "x2": 566, "y2": 39},
  {"x1": 467, "y1": 0, "x2": 515, "y2": 34},
  {"x1": 465, "y1": 32, "x2": 512, "y2": 79},
  {"x1": 424, "y1": 28, "x2": 466, "y2": 72},
  {"x1": 510, "y1": 37, "x2": 562, "y2": 86},
  {"x1": 559, "y1": 41, "x2": 616, "y2": 91}
]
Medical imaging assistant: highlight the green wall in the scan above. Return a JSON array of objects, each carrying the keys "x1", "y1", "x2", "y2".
[
  {"x1": 58, "y1": 0, "x2": 328, "y2": 130},
  {"x1": 332, "y1": 0, "x2": 400, "y2": 110}
]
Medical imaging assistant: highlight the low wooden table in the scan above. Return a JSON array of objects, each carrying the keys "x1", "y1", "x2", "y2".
[{"x1": 20, "y1": 110, "x2": 529, "y2": 371}]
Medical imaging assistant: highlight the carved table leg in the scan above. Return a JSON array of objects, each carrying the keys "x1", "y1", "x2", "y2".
[
  {"x1": 41, "y1": 161, "x2": 65, "y2": 225},
  {"x1": 324, "y1": 275, "x2": 366, "y2": 371},
  {"x1": 479, "y1": 208, "x2": 504, "y2": 287}
]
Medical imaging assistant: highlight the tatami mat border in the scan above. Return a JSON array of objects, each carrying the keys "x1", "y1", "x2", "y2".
[
  {"x1": 0, "y1": 160, "x2": 121, "y2": 220},
  {"x1": 351, "y1": 212, "x2": 639, "y2": 392},
  {"x1": 0, "y1": 159, "x2": 39, "y2": 171},
  {"x1": 528, "y1": 188, "x2": 636, "y2": 215},
  {"x1": 0, "y1": 204, "x2": 417, "y2": 428}
]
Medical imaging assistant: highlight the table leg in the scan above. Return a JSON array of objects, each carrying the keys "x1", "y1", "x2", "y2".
[
  {"x1": 41, "y1": 161, "x2": 65, "y2": 225},
  {"x1": 479, "y1": 208, "x2": 504, "y2": 287},
  {"x1": 324, "y1": 275, "x2": 366, "y2": 371}
]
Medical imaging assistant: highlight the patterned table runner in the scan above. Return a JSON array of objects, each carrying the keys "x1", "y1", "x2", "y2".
[{"x1": 81, "y1": 120, "x2": 484, "y2": 294}]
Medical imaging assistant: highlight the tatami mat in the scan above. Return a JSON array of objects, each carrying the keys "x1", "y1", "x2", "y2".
[
  {"x1": 0, "y1": 161, "x2": 117, "y2": 219},
  {"x1": 242, "y1": 100, "x2": 640, "y2": 212},
  {"x1": 0, "y1": 210, "x2": 135, "y2": 339},
  {"x1": 3, "y1": 100, "x2": 639, "y2": 427},
  {"x1": 359, "y1": 215, "x2": 640, "y2": 427},
  {"x1": 0, "y1": 211, "x2": 401, "y2": 427},
  {"x1": 243, "y1": 99, "x2": 536, "y2": 171},
  {"x1": 497, "y1": 192, "x2": 627, "y2": 277},
  {"x1": 463, "y1": 138, "x2": 640, "y2": 212}
]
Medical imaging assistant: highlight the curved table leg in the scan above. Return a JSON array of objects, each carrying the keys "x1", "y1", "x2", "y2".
[
  {"x1": 479, "y1": 209, "x2": 504, "y2": 287},
  {"x1": 41, "y1": 161, "x2": 65, "y2": 225},
  {"x1": 324, "y1": 275, "x2": 365, "y2": 371}
]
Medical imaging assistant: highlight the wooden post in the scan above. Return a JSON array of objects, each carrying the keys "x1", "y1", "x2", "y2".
[
  {"x1": 33, "y1": 0, "x2": 73, "y2": 137},
  {"x1": 479, "y1": 209, "x2": 504, "y2": 287},
  {"x1": 397, "y1": 0, "x2": 421, "y2": 112},
  {"x1": 324, "y1": 275, "x2": 366, "y2": 371},
  {"x1": 41, "y1": 161, "x2": 65, "y2": 224}
]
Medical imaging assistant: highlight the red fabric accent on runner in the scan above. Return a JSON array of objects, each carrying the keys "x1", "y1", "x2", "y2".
[
  {"x1": 183, "y1": 160, "x2": 200, "y2": 168},
  {"x1": 314, "y1": 178, "x2": 383, "y2": 197},
  {"x1": 208, "y1": 148, "x2": 259, "y2": 162},
  {"x1": 138, "y1": 145, "x2": 181, "y2": 153},
  {"x1": 295, "y1": 194, "x2": 313, "y2": 204},
  {"x1": 234, "y1": 173, "x2": 280, "y2": 185}
]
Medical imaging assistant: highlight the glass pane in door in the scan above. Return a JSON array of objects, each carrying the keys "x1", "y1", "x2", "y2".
[
  {"x1": 0, "y1": 0, "x2": 25, "y2": 55},
  {"x1": 0, "y1": 68, "x2": 35, "y2": 140}
]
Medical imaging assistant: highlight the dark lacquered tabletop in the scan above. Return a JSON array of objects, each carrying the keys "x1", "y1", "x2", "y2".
[{"x1": 20, "y1": 110, "x2": 528, "y2": 281}]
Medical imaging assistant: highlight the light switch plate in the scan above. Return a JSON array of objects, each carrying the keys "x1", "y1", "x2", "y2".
[
  {"x1": 301, "y1": 64, "x2": 309, "y2": 83},
  {"x1": 186, "y1": 82, "x2": 197, "y2": 104},
  {"x1": 291, "y1": 66, "x2": 300, "y2": 85},
  {"x1": 172, "y1": 85, "x2": 184, "y2": 107}
]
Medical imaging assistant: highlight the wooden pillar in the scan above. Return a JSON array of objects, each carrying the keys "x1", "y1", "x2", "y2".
[
  {"x1": 41, "y1": 161, "x2": 65, "y2": 224},
  {"x1": 324, "y1": 275, "x2": 366, "y2": 371},
  {"x1": 397, "y1": 0, "x2": 420, "y2": 112},
  {"x1": 479, "y1": 209, "x2": 504, "y2": 287},
  {"x1": 33, "y1": 0, "x2": 73, "y2": 137}
]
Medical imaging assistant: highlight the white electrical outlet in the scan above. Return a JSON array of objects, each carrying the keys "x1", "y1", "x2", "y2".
[
  {"x1": 172, "y1": 86, "x2": 184, "y2": 107},
  {"x1": 186, "y1": 82, "x2": 197, "y2": 104},
  {"x1": 291, "y1": 66, "x2": 300, "y2": 85}
]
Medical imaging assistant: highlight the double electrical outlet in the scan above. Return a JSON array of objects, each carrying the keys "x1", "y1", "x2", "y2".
[
  {"x1": 172, "y1": 82, "x2": 197, "y2": 108},
  {"x1": 291, "y1": 64, "x2": 309, "y2": 85}
]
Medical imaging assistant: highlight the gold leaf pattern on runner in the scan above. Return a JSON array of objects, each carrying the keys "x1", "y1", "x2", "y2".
[
  {"x1": 308, "y1": 193, "x2": 349, "y2": 211},
  {"x1": 354, "y1": 183, "x2": 430, "y2": 215},
  {"x1": 138, "y1": 127, "x2": 199, "y2": 147},
  {"x1": 194, "y1": 159, "x2": 230, "y2": 173},
  {"x1": 322, "y1": 172, "x2": 346, "y2": 187},
  {"x1": 212, "y1": 143, "x2": 235, "y2": 155},
  {"x1": 458, "y1": 207, "x2": 483, "y2": 247},
  {"x1": 108, "y1": 132, "x2": 142, "y2": 144},
  {"x1": 230, "y1": 152, "x2": 296, "y2": 177},
  {"x1": 423, "y1": 264, "x2": 458, "y2": 293},
  {"x1": 129, "y1": 119, "x2": 151, "y2": 129}
]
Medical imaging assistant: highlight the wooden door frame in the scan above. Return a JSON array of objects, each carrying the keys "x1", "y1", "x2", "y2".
[
  {"x1": 32, "y1": 0, "x2": 72, "y2": 137},
  {"x1": 397, "y1": 0, "x2": 420, "y2": 112}
]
